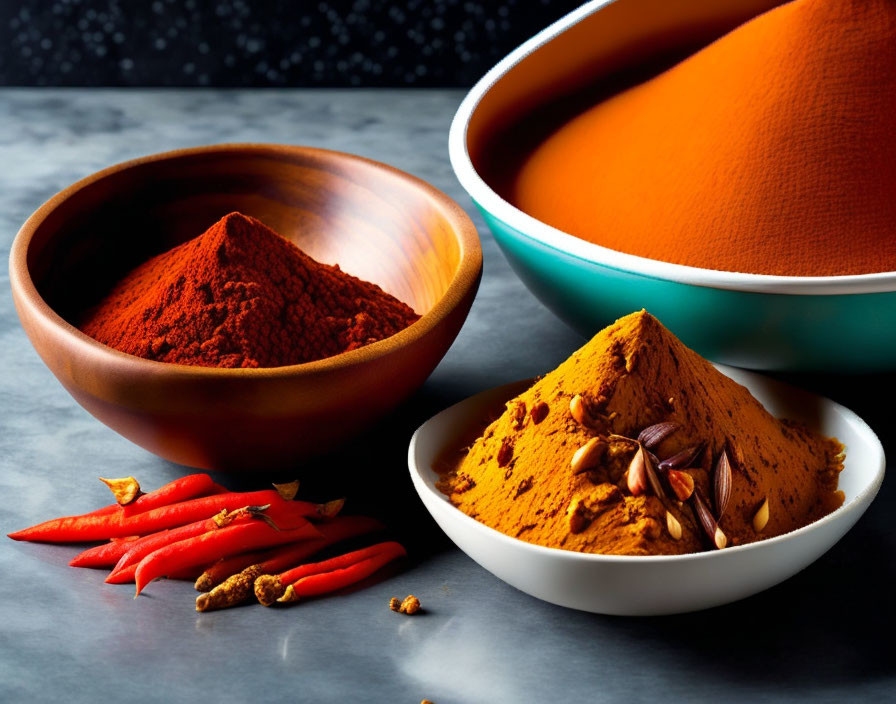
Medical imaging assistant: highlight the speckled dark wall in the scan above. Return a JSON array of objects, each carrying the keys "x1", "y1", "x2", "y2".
[{"x1": 0, "y1": 0, "x2": 582, "y2": 86}]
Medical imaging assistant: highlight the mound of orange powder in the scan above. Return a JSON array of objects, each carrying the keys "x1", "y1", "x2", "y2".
[
  {"x1": 513, "y1": 0, "x2": 896, "y2": 276},
  {"x1": 439, "y1": 312, "x2": 844, "y2": 556}
]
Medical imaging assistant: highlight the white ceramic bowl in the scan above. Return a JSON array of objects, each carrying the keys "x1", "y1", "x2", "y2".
[{"x1": 408, "y1": 367, "x2": 884, "y2": 615}]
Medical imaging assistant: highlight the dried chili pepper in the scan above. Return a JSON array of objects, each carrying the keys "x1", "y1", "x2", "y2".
[
  {"x1": 120, "y1": 474, "x2": 218, "y2": 517},
  {"x1": 8, "y1": 489, "x2": 327, "y2": 543},
  {"x1": 195, "y1": 515, "x2": 382, "y2": 592},
  {"x1": 274, "y1": 543, "x2": 407, "y2": 605},
  {"x1": 194, "y1": 516, "x2": 383, "y2": 611},
  {"x1": 13, "y1": 474, "x2": 222, "y2": 544},
  {"x1": 134, "y1": 515, "x2": 320, "y2": 596},
  {"x1": 254, "y1": 541, "x2": 405, "y2": 606},
  {"x1": 108, "y1": 502, "x2": 317, "y2": 584}
]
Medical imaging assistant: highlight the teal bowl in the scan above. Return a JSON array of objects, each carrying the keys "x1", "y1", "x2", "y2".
[{"x1": 449, "y1": 0, "x2": 895, "y2": 372}]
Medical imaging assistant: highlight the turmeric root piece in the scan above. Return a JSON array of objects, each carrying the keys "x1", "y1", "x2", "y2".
[
  {"x1": 195, "y1": 565, "x2": 264, "y2": 612},
  {"x1": 254, "y1": 575, "x2": 286, "y2": 607}
]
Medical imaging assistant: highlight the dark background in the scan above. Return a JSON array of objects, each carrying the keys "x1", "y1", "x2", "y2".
[{"x1": 0, "y1": 0, "x2": 582, "y2": 87}]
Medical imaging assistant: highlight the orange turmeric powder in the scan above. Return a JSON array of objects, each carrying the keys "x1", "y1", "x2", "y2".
[
  {"x1": 513, "y1": 0, "x2": 896, "y2": 277},
  {"x1": 438, "y1": 312, "x2": 843, "y2": 556}
]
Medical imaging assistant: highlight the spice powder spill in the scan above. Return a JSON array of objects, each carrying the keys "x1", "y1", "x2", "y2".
[
  {"x1": 437, "y1": 311, "x2": 844, "y2": 556},
  {"x1": 79, "y1": 212, "x2": 420, "y2": 368}
]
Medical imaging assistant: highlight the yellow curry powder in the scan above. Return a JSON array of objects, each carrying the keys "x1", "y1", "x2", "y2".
[{"x1": 438, "y1": 312, "x2": 843, "y2": 556}]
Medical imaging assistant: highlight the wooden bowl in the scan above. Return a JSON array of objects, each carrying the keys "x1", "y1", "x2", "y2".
[{"x1": 9, "y1": 144, "x2": 482, "y2": 471}]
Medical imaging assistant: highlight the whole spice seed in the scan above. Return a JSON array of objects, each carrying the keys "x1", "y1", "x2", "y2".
[
  {"x1": 658, "y1": 444, "x2": 704, "y2": 472},
  {"x1": 714, "y1": 526, "x2": 728, "y2": 549},
  {"x1": 627, "y1": 445, "x2": 648, "y2": 496},
  {"x1": 508, "y1": 401, "x2": 527, "y2": 430},
  {"x1": 530, "y1": 401, "x2": 549, "y2": 424},
  {"x1": 570, "y1": 437, "x2": 607, "y2": 474},
  {"x1": 665, "y1": 511, "x2": 682, "y2": 540},
  {"x1": 714, "y1": 447, "x2": 733, "y2": 519},
  {"x1": 642, "y1": 448, "x2": 667, "y2": 501},
  {"x1": 497, "y1": 439, "x2": 514, "y2": 467},
  {"x1": 569, "y1": 394, "x2": 598, "y2": 428},
  {"x1": 753, "y1": 497, "x2": 770, "y2": 532},
  {"x1": 666, "y1": 469, "x2": 695, "y2": 501},
  {"x1": 99, "y1": 477, "x2": 142, "y2": 506},
  {"x1": 692, "y1": 488, "x2": 727, "y2": 550},
  {"x1": 637, "y1": 422, "x2": 679, "y2": 449}
]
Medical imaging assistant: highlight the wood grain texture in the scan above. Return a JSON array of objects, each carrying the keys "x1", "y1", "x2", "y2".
[{"x1": 10, "y1": 144, "x2": 482, "y2": 471}]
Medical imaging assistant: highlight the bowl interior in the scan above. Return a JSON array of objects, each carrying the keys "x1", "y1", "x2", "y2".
[
  {"x1": 466, "y1": 0, "x2": 786, "y2": 201},
  {"x1": 25, "y1": 146, "x2": 462, "y2": 329}
]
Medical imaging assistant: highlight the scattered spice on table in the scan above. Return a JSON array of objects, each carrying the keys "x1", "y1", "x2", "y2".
[
  {"x1": 390, "y1": 595, "x2": 421, "y2": 615},
  {"x1": 9, "y1": 474, "x2": 405, "y2": 611},
  {"x1": 511, "y1": 0, "x2": 896, "y2": 276},
  {"x1": 79, "y1": 212, "x2": 420, "y2": 368},
  {"x1": 437, "y1": 311, "x2": 844, "y2": 555}
]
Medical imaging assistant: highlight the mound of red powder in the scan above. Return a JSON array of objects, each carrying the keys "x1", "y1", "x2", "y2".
[{"x1": 80, "y1": 212, "x2": 420, "y2": 368}]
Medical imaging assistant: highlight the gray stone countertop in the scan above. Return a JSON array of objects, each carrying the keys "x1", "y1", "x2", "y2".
[{"x1": 0, "y1": 89, "x2": 893, "y2": 703}]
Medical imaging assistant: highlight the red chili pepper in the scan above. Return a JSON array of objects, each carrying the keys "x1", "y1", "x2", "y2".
[
  {"x1": 134, "y1": 517, "x2": 320, "y2": 596},
  {"x1": 274, "y1": 541, "x2": 403, "y2": 587},
  {"x1": 113, "y1": 561, "x2": 207, "y2": 584},
  {"x1": 195, "y1": 515, "x2": 382, "y2": 591},
  {"x1": 83, "y1": 504, "x2": 122, "y2": 518},
  {"x1": 8, "y1": 490, "x2": 326, "y2": 543},
  {"x1": 166, "y1": 566, "x2": 205, "y2": 580},
  {"x1": 120, "y1": 474, "x2": 217, "y2": 517},
  {"x1": 24, "y1": 475, "x2": 221, "y2": 541},
  {"x1": 107, "y1": 502, "x2": 315, "y2": 583},
  {"x1": 278, "y1": 542, "x2": 406, "y2": 603},
  {"x1": 69, "y1": 536, "x2": 141, "y2": 568}
]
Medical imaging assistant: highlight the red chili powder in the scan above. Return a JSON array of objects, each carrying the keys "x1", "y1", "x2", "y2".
[{"x1": 79, "y1": 212, "x2": 420, "y2": 368}]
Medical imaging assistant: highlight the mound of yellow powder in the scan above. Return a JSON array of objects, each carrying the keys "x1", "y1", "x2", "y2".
[
  {"x1": 513, "y1": 0, "x2": 896, "y2": 276},
  {"x1": 438, "y1": 312, "x2": 843, "y2": 556}
]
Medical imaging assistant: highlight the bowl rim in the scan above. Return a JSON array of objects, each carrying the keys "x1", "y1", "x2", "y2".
[
  {"x1": 408, "y1": 371, "x2": 886, "y2": 565},
  {"x1": 448, "y1": 0, "x2": 896, "y2": 296},
  {"x1": 9, "y1": 142, "x2": 483, "y2": 378}
]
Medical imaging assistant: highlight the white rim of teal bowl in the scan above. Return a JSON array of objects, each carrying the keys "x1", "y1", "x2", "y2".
[{"x1": 448, "y1": 0, "x2": 896, "y2": 296}]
